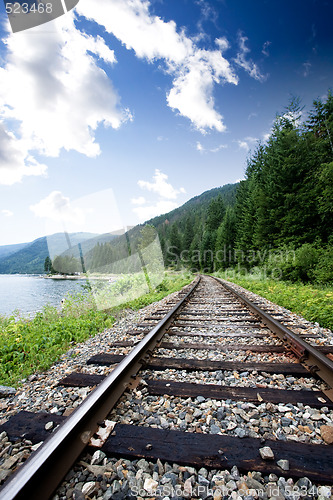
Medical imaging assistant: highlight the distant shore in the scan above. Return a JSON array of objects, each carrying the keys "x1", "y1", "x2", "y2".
[{"x1": 44, "y1": 274, "x2": 118, "y2": 281}]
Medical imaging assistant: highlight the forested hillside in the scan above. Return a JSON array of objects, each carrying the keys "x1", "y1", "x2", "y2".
[
  {"x1": 233, "y1": 93, "x2": 333, "y2": 283},
  {"x1": 0, "y1": 233, "x2": 99, "y2": 274},
  {"x1": 13, "y1": 90, "x2": 331, "y2": 283},
  {"x1": 81, "y1": 89, "x2": 332, "y2": 286},
  {"x1": 83, "y1": 184, "x2": 238, "y2": 273},
  {"x1": 161, "y1": 92, "x2": 332, "y2": 283},
  {"x1": 0, "y1": 242, "x2": 29, "y2": 260}
]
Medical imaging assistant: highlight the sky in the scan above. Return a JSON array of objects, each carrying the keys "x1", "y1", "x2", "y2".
[{"x1": 0, "y1": 0, "x2": 332, "y2": 245}]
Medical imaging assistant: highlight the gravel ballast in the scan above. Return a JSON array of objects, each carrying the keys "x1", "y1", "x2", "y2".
[{"x1": 0, "y1": 277, "x2": 332, "y2": 498}]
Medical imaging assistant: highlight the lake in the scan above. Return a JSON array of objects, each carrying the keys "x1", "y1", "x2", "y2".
[{"x1": 0, "y1": 274, "x2": 89, "y2": 317}]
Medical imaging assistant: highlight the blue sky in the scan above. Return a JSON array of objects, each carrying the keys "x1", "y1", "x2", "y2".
[{"x1": 0, "y1": 0, "x2": 332, "y2": 245}]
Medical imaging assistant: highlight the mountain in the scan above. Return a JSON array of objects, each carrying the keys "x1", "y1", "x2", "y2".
[
  {"x1": 0, "y1": 183, "x2": 238, "y2": 274},
  {"x1": 0, "y1": 232, "x2": 100, "y2": 274},
  {"x1": 0, "y1": 242, "x2": 30, "y2": 260},
  {"x1": 82, "y1": 183, "x2": 239, "y2": 273},
  {"x1": 148, "y1": 183, "x2": 237, "y2": 228}
]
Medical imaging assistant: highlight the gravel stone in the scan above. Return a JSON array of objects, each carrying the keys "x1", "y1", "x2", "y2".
[
  {"x1": 259, "y1": 447, "x2": 274, "y2": 460},
  {"x1": 1, "y1": 278, "x2": 332, "y2": 499},
  {"x1": 277, "y1": 459, "x2": 290, "y2": 471}
]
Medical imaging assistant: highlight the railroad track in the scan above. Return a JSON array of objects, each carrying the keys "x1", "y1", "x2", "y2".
[{"x1": 1, "y1": 275, "x2": 333, "y2": 499}]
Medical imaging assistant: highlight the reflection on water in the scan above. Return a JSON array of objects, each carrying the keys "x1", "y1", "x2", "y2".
[{"x1": 0, "y1": 275, "x2": 89, "y2": 316}]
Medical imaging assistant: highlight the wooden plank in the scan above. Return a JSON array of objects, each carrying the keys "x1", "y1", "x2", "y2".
[
  {"x1": 58, "y1": 373, "x2": 105, "y2": 387},
  {"x1": 174, "y1": 320, "x2": 261, "y2": 327},
  {"x1": 158, "y1": 342, "x2": 285, "y2": 352},
  {"x1": 0, "y1": 411, "x2": 66, "y2": 444},
  {"x1": 111, "y1": 341, "x2": 333, "y2": 354},
  {"x1": 87, "y1": 354, "x2": 309, "y2": 375},
  {"x1": 166, "y1": 330, "x2": 318, "y2": 338},
  {"x1": 178, "y1": 311, "x2": 250, "y2": 316},
  {"x1": 166, "y1": 331, "x2": 272, "y2": 338},
  {"x1": 178, "y1": 309, "x2": 245, "y2": 314},
  {"x1": 177, "y1": 315, "x2": 256, "y2": 321},
  {"x1": 145, "y1": 312, "x2": 254, "y2": 321},
  {"x1": 101, "y1": 424, "x2": 333, "y2": 483},
  {"x1": 57, "y1": 372, "x2": 333, "y2": 408},
  {"x1": 112, "y1": 340, "x2": 285, "y2": 352},
  {"x1": 168, "y1": 324, "x2": 266, "y2": 337},
  {"x1": 160, "y1": 342, "x2": 333, "y2": 354},
  {"x1": 147, "y1": 379, "x2": 333, "y2": 408}
]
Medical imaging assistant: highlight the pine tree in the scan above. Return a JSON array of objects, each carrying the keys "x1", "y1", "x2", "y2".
[
  {"x1": 215, "y1": 207, "x2": 237, "y2": 269},
  {"x1": 44, "y1": 256, "x2": 52, "y2": 273}
]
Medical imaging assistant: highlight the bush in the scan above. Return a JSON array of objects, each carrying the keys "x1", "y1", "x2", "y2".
[
  {"x1": 293, "y1": 243, "x2": 319, "y2": 282},
  {"x1": 313, "y1": 246, "x2": 333, "y2": 284},
  {"x1": 0, "y1": 294, "x2": 112, "y2": 387},
  {"x1": 264, "y1": 243, "x2": 333, "y2": 284},
  {"x1": 0, "y1": 271, "x2": 194, "y2": 387}
]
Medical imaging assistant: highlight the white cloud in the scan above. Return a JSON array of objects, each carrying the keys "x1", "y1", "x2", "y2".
[
  {"x1": 30, "y1": 191, "x2": 86, "y2": 225},
  {"x1": 237, "y1": 140, "x2": 250, "y2": 151},
  {"x1": 195, "y1": 0, "x2": 218, "y2": 25},
  {"x1": 77, "y1": 0, "x2": 238, "y2": 133},
  {"x1": 215, "y1": 37, "x2": 230, "y2": 51},
  {"x1": 132, "y1": 169, "x2": 186, "y2": 221},
  {"x1": 234, "y1": 33, "x2": 266, "y2": 82},
  {"x1": 210, "y1": 144, "x2": 227, "y2": 153},
  {"x1": 0, "y1": 122, "x2": 47, "y2": 185},
  {"x1": 302, "y1": 62, "x2": 311, "y2": 77},
  {"x1": 236, "y1": 136, "x2": 258, "y2": 151},
  {"x1": 262, "y1": 41, "x2": 271, "y2": 57},
  {"x1": 131, "y1": 196, "x2": 146, "y2": 205},
  {"x1": 0, "y1": 13, "x2": 131, "y2": 184},
  {"x1": 138, "y1": 169, "x2": 185, "y2": 199},
  {"x1": 1, "y1": 209, "x2": 13, "y2": 217},
  {"x1": 167, "y1": 46, "x2": 236, "y2": 133},
  {"x1": 196, "y1": 141, "x2": 227, "y2": 153},
  {"x1": 133, "y1": 200, "x2": 178, "y2": 221}
]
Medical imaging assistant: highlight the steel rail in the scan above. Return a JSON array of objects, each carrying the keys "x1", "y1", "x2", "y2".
[
  {"x1": 0, "y1": 277, "x2": 201, "y2": 500},
  {"x1": 213, "y1": 277, "x2": 333, "y2": 396}
]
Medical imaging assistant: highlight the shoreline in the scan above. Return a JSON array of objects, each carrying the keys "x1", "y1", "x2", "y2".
[{"x1": 43, "y1": 274, "x2": 118, "y2": 281}]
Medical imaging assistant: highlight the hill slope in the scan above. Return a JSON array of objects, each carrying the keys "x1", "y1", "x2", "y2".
[
  {"x1": 0, "y1": 242, "x2": 29, "y2": 260},
  {"x1": 0, "y1": 183, "x2": 238, "y2": 274},
  {"x1": 83, "y1": 183, "x2": 239, "y2": 272},
  {"x1": 0, "y1": 232, "x2": 99, "y2": 274},
  {"x1": 148, "y1": 183, "x2": 237, "y2": 228}
]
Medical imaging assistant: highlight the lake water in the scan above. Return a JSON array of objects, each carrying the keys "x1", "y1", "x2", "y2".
[{"x1": 0, "y1": 275, "x2": 89, "y2": 317}]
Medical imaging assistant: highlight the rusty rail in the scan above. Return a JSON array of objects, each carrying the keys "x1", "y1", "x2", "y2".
[
  {"x1": 0, "y1": 277, "x2": 200, "y2": 500},
  {"x1": 213, "y1": 277, "x2": 333, "y2": 397}
]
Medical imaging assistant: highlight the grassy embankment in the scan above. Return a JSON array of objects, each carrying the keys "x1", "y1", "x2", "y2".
[
  {"x1": 215, "y1": 272, "x2": 333, "y2": 331},
  {"x1": 0, "y1": 272, "x2": 193, "y2": 387}
]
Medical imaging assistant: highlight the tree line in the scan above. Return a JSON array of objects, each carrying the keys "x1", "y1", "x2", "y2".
[
  {"x1": 159, "y1": 91, "x2": 333, "y2": 283},
  {"x1": 45, "y1": 91, "x2": 332, "y2": 284}
]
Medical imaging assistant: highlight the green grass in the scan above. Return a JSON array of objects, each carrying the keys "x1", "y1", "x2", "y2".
[
  {"x1": 0, "y1": 272, "x2": 193, "y2": 387},
  {"x1": 216, "y1": 273, "x2": 333, "y2": 331}
]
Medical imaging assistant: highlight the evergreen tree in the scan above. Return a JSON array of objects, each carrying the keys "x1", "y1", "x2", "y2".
[
  {"x1": 206, "y1": 195, "x2": 226, "y2": 232},
  {"x1": 215, "y1": 207, "x2": 237, "y2": 269},
  {"x1": 167, "y1": 223, "x2": 182, "y2": 265},
  {"x1": 52, "y1": 255, "x2": 81, "y2": 275},
  {"x1": 183, "y1": 214, "x2": 195, "y2": 251},
  {"x1": 44, "y1": 256, "x2": 52, "y2": 273}
]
